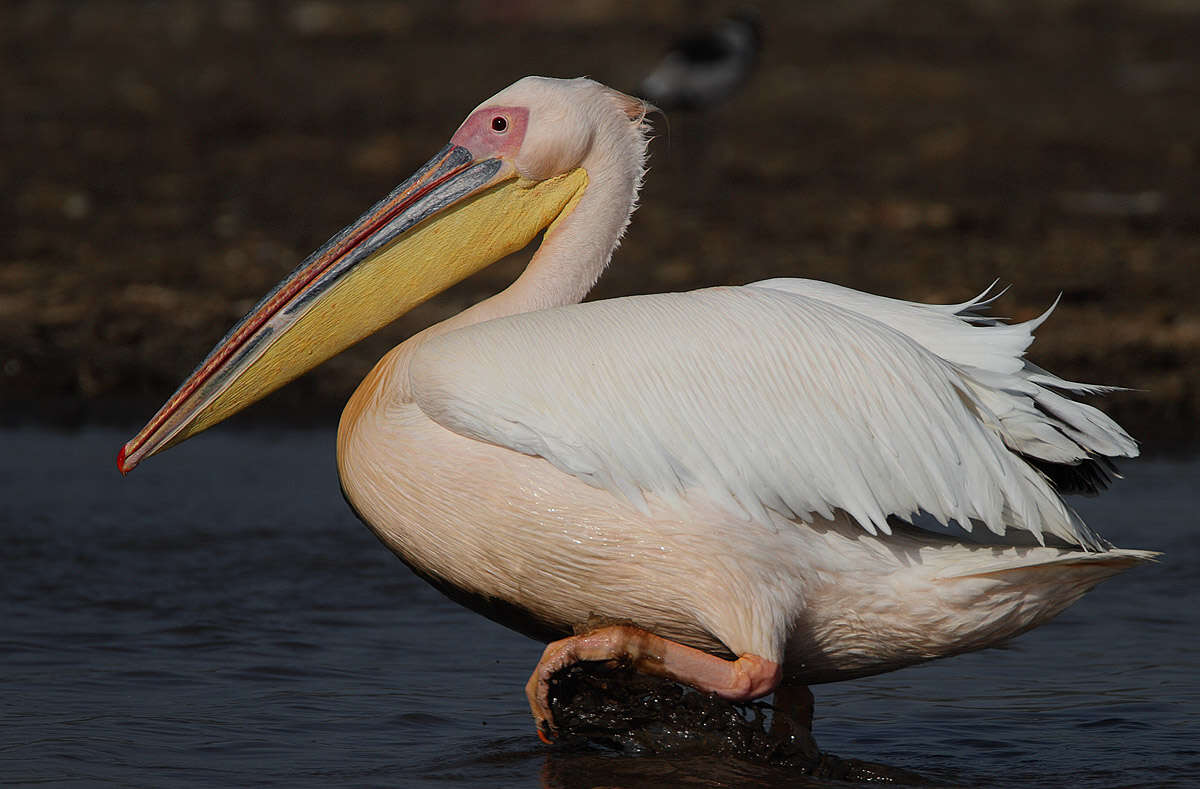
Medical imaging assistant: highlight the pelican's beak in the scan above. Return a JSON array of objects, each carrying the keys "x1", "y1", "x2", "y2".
[{"x1": 119, "y1": 144, "x2": 588, "y2": 473}]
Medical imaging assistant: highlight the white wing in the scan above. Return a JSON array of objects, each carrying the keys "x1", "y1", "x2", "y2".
[{"x1": 409, "y1": 282, "x2": 1136, "y2": 549}]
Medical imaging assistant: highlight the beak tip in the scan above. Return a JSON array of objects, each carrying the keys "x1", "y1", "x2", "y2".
[{"x1": 117, "y1": 444, "x2": 132, "y2": 476}]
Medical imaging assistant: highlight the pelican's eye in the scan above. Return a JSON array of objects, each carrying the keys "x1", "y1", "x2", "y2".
[{"x1": 491, "y1": 115, "x2": 508, "y2": 133}]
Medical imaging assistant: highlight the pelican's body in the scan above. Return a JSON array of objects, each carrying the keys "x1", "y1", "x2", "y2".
[
  {"x1": 341, "y1": 392, "x2": 1130, "y2": 684},
  {"x1": 339, "y1": 284, "x2": 1147, "y2": 686},
  {"x1": 121, "y1": 77, "x2": 1154, "y2": 741}
]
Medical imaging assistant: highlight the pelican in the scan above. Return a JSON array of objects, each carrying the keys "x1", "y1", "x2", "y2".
[{"x1": 119, "y1": 76, "x2": 1155, "y2": 743}]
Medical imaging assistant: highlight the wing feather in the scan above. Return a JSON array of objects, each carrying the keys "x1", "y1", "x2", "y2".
[
  {"x1": 753, "y1": 279, "x2": 1138, "y2": 494},
  {"x1": 410, "y1": 284, "x2": 1134, "y2": 549}
]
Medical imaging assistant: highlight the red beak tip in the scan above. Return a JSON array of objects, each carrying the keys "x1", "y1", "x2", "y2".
[{"x1": 117, "y1": 445, "x2": 129, "y2": 476}]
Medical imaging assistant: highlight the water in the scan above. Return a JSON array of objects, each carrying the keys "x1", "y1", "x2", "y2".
[{"x1": 2, "y1": 426, "x2": 1197, "y2": 787}]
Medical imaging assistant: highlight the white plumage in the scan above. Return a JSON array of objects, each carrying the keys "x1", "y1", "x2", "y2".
[{"x1": 412, "y1": 280, "x2": 1131, "y2": 551}]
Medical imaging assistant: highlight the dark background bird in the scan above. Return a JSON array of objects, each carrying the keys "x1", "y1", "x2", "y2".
[{"x1": 639, "y1": 10, "x2": 762, "y2": 111}]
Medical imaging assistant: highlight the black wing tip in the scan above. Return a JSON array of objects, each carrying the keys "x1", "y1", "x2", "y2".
[{"x1": 1026, "y1": 454, "x2": 1121, "y2": 496}]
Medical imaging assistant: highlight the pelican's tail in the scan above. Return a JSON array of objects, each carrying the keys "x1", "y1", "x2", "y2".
[
  {"x1": 787, "y1": 522, "x2": 1158, "y2": 683},
  {"x1": 924, "y1": 546, "x2": 1159, "y2": 649},
  {"x1": 934, "y1": 546, "x2": 1159, "y2": 581}
]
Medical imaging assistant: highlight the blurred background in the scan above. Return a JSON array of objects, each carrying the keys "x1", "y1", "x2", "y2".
[{"x1": 3, "y1": 0, "x2": 1198, "y2": 447}]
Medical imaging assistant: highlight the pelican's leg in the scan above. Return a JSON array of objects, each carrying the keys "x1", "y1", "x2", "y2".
[
  {"x1": 526, "y1": 624, "x2": 781, "y2": 742},
  {"x1": 772, "y1": 681, "x2": 814, "y2": 733},
  {"x1": 771, "y1": 681, "x2": 819, "y2": 759}
]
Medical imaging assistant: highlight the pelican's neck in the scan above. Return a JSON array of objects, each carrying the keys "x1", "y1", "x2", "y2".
[
  {"x1": 345, "y1": 115, "x2": 647, "y2": 420},
  {"x1": 445, "y1": 151, "x2": 642, "y2": 331}
]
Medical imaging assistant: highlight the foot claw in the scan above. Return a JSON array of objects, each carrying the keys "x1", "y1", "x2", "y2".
[{"x1": 527, "y1": 640, "x2": 570, "y2": 744}]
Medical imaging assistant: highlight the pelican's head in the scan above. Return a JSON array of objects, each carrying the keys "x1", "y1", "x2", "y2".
[
  {"x1": 118, "y1": 76, "x2": 649, "y2": 473},
  {"x1": 461, "y1": 76, "x2": 651, "y2": 182}
]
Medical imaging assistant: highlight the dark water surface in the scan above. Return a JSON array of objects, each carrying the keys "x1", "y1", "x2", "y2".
[{"x1": 3, "y1": 427, "x2": 1197, "y2": 787}]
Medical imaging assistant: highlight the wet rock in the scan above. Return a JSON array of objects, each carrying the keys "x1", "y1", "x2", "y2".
[{"x1": 548, "y1": 662, "x2": 928, "y2": 784}]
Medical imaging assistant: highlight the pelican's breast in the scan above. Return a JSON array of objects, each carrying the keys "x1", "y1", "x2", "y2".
[{"x1": 336, "y1": 393, "x2": 798, "y2": 661}]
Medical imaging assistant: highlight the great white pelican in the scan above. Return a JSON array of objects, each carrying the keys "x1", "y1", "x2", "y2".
[{"x1": 120, "y1": 76, "x2": 1155, "y2": 743}]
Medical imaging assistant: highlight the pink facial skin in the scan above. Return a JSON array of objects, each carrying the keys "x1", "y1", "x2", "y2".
[{"x1": 450, "y1": 105, "x2": 530, "y2": 160}]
